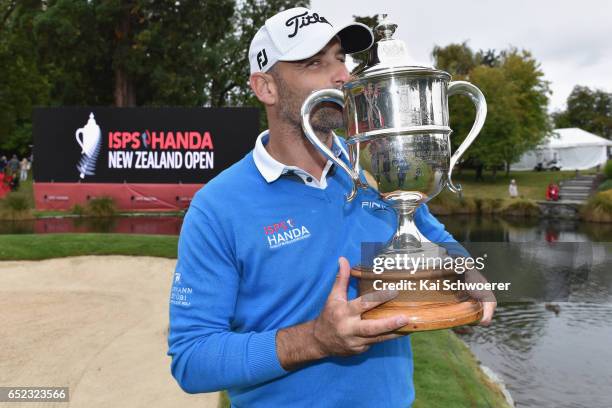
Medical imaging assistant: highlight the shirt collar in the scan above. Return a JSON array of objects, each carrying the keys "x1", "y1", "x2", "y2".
[{"x1": 252, "y1": 129, "x2": 349, "y2": 184}]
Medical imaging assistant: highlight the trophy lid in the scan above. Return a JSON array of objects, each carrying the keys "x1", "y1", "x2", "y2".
[{"x1": 351, "y1": 15, "x2": 449, "y2": 81}]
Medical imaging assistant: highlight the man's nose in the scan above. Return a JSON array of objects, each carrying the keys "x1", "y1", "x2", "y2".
[{"x1": 333, "y1": 62, "x2": 350, "y2": 88}]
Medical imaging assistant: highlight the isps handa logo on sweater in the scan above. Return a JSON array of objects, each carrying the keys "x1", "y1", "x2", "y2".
[{"x1": 263, "y1": 218, "x2": 311, "y2": 249}]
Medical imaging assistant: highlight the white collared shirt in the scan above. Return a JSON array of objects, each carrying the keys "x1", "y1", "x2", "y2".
[{"x1": 252, "y1": 130, "x2": 349, "y2": 189}]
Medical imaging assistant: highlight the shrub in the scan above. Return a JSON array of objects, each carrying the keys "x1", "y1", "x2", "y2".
[
  {"x1": 476, "y1": 197, "x2": 504, "y2": 214},
  {"x1": 457, "y1": 196, "x2": 478, "y2": 214},
  {"x1": 4, "y1": 193, "x2": 30, "y2": 211},
  {"x1": 428, "y1": 191, "x2": 477, "y2": 215},
  {"x1": 597, "y1": 179, "x2": 612, "y2": 192},
  {"x1": 582, "y1": 190, "x2": 612, "y2": 223},
  {"x1": 85, "y1": 196, "x2": 117, "y2": 217},
  {"x1": 82, "y1": 216, "x2": 118, "y2": 233},
  {"x1": 604, "y1": 160, "x2": 612, "y2": 179},
  {"x1": 427, "y1": 191, "x2": 453, "y2": 215},
  {"x1": 0, "y1": 192, "x2": 32, "y2": 219},
  {"x1": 499, "y1": 198, "x2": 540, "y2": 217},
  {"x1": 71, "y1": 204, "x2": 85, "y2": 216}
]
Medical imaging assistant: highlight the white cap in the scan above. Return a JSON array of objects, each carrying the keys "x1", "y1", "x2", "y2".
[{"x1": 248, "y1": 7, "x2": 374, "y2": 75}]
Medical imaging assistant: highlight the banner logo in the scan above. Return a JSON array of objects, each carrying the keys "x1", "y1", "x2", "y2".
[
  {"x1": 75, "y1": 112, "x2": 102, "y2": 179},
  {"x1": 107, "y1": 130, "x2": 214, "y2": 170}
]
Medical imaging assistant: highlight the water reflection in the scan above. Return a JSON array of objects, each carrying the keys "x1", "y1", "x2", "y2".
[
  {"x1": 460, "y1": 242, "x2": 610, "y2": 303},
  {"x1": 0, "y1": 216, "x2": 183, "y2": 235},
  {"x1": 440, "y1": 215, "x2": 612, "y2": 243},
  {"x1": 463, "y1": 302, "x2": 612, "y2": 408},
  {"x1": 439, "y1": 215, "x2": 612, "y2": 408}
]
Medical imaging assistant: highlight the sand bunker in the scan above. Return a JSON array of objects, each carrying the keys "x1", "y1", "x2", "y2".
[{"x1": 0, "y1": 256, "x2": 219, "y2": 407}]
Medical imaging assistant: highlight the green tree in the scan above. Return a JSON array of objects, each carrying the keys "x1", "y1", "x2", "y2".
[
  {"x1": 434, "y1": 43, "x2": 551, "y2": 178},
  {"x1": 456, "y1": 65, "x2": 520, "y2": 175},
  {"x1": 201, "y1": 0, "x2": 308, "y2": 109},
  {"x1": 0, "y1": 0, "x2": 309, "y2": 153},
  {"x1": 432, "y1": 42, "x2": 478, "y2": 76},
  {"x1": 32, "y1": 0, "x2": 237, "y2": 107},
  {"x1": 32, "y1": 0, "x2": 114, "y2": 106},
  {"x1": 499, "y1": 49, "x2": 551, "y2": 172},
  {"x1": 552, "y1": 85, "x2": 612, "y2": 139},
  {"x1": 0, "y1": 0, "x2": 51, "y2": 154}
]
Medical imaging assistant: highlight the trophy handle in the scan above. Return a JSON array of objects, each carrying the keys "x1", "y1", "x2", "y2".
[
  {"x1": 447, "y1": 81, "x2": 487, "y2": 193},
  {"x1": 300, "y1": 88, "x2": 362, "y2": 201}
]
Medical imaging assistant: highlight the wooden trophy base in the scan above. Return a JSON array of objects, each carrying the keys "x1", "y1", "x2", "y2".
[{"x1": 351, "y1": 265, "x2": 483, "y2": 334}]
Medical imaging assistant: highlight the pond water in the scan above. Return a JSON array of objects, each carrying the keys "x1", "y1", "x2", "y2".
[
  {"x1": 0, "y1": 216, "x2": 183, "y2": 235},
  {"x1": 440, "y1": 215, "x2": 612, "y2": 408}
]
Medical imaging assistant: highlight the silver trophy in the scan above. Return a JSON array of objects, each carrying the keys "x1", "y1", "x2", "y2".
[{"x1": 301, "y1": 16, "x2": 486, "y2": 259}]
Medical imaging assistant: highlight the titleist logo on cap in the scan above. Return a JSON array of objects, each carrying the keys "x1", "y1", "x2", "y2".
[{"x1": 285, "y1": 11, "x2": 332, "y2": 38}]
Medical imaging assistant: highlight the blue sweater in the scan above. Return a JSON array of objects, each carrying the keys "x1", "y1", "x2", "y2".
[{"x1": 167, "y1": 148, "x2": 459, "y2": 407}]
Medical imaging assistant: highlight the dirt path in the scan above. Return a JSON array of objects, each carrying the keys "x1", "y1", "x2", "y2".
[{"x1": 0, "y1": 256, "x2": 219, "y2": 408}]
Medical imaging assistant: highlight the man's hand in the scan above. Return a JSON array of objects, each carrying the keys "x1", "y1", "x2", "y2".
[
  {"x1": 276, "y1": 257, "x2": 409, "y2": 370},
  {"x1": 311, "y1": 257, "x2": 408, "y2": 356},
  {"x1": 464, "y1": 268, "x2": 497, "y2": 326},
  {"x1": 479, "y1": 301, "x2": 497, "y2": 326}
]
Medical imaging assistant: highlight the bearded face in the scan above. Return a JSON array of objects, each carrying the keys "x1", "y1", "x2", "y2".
[{"x1": 271, "y1": 68, "x2": 344, "y2": 135}]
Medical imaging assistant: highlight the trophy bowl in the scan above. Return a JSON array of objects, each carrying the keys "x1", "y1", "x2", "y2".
[{"x1": 301, "y1": 16, "x2": 487, "y2": 332}]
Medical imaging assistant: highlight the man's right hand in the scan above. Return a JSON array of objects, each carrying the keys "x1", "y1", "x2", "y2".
[
  {"x1": 311, "y1": 256, "x2": 408, "y2": 356},
  {"x1": 276, "y1": 257, "x2": 409, "y2": 370}
]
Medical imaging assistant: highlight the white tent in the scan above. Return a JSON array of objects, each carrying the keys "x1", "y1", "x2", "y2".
[{"x1": 511, "y1": 128, "x2": 612, "y2": 171}]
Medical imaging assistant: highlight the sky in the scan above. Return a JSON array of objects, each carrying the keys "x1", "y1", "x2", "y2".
[{"x1": 310, "y1": 0, "x2": 612, "y2": 113}]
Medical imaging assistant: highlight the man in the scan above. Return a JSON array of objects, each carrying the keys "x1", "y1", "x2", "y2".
[{"x1": 168, "y1": 7, "x2": 495, "y2": 407}]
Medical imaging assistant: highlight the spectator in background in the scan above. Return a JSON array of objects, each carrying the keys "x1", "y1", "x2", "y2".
[
  {"x1": 6, "y1": 172, "x2": 18, "y2": 191},
  {"x1": 509, "y1": 179, "x2": 519, "y2": 198},
  {"x1": 8, "y1": 154, "x2": 19, "y2": 176},
  {"x1": 546, "y1": 182, "x2": 560, "y2": 201},
  {"x1": 0, "y1": 172, "x2": 9, "y2": 197},
  {"x1": 0, "y1": 156, "x2": 7, "y2": 173},
  {"x1": 20, "y1": 158, "x2": 29, "y2": 181}
]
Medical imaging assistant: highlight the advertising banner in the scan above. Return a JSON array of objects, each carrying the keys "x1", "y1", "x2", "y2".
[{"x1": 33, "y1": 107, "x2": 259, "y2": 210}]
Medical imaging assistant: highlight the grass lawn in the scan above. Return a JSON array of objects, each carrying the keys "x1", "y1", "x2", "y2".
[
  {"x1": 412, "y1": 330, "x2": 509, "y2": 407},
  {"x1": 218, "y1": 330, "x2": 510, "y2": 408},
  {"x1": 449, "y1": 169, "x2": 584, "y2": 200},
  {"x1": 0, "y1": 233, "x2": 178, "y2": 260}
]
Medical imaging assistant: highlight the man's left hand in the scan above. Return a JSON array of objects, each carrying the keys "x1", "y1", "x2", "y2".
[
  {"x1": 479, "y1": 301, "x2": 497, "y2": 326},
  {"x1": 463, "y1": 268, "x2": 497, "y2": 326}
]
